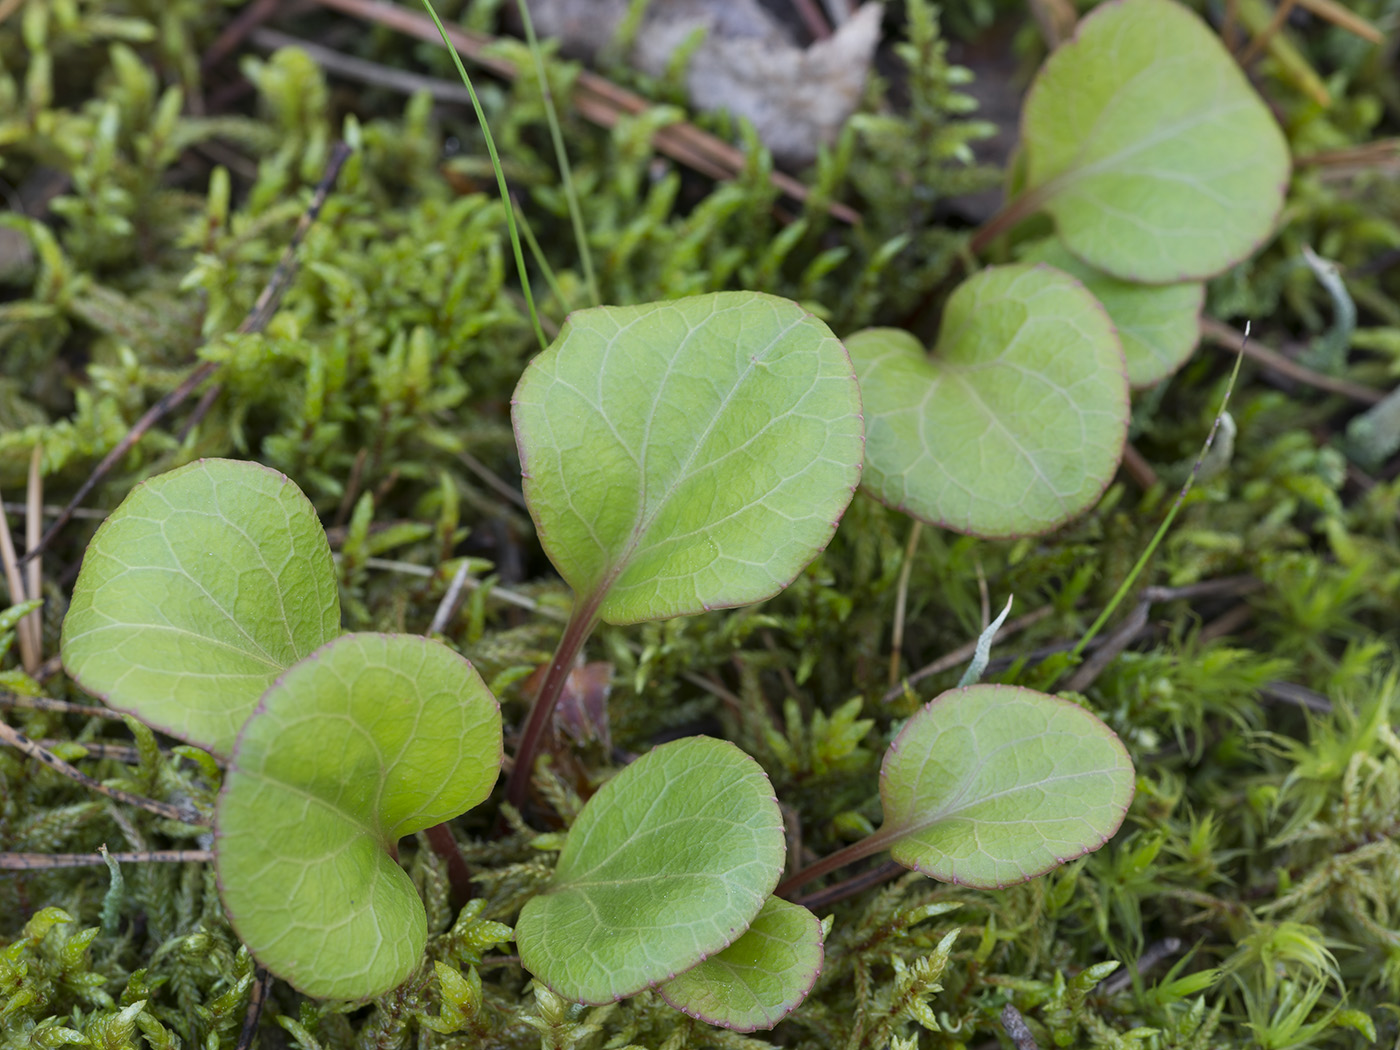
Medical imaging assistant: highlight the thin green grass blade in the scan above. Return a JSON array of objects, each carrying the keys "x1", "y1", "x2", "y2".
[{"x1": 420, "y1": 0, "x2": 546, "y2": 350}]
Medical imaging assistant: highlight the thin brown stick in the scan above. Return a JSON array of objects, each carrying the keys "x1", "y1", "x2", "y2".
[
  {"x1": 250, "y1": 26, "x2": 477, "y2": 102},
  {"x1": 309, "y1": 0, "x2": 860, "y2": 225},
  {"x1": 1001, "y1": 1004, "x2": 1041, "y2": 1050},
  {"x1": 458, "y1": 450, "x2": 529, "y2": 512},
  {"x1": 887, "y1": 522, "x2": 924, "y2": 688},
  {"x1": 177, "y1": 383, "x2": 223, "y2": 444},
  {"x1": 0, "y1": 692, "x2": 115, "y2": 718},
  {"x1": 1027, "y1": 0, "x2": 1077, "y2": 48},
  {"x1": 0, "y1": 849, "x2": 213, "y2": 870},
  {"x1": 1261, "y1": 680, "x2": 1332, "y2": 714},
  {"x1": 20, "y1": 142, "x2": 352, "y2": 567},
  {"x1": 1296, "y1": 139, "x2": 1400, "y2": 171},
  {"x1": 0, "y1": 502, "x2": 106, "y2": 520},
  {"x1": 790, "y1": 0, "x2": 833, "y2": 39},
  {"x1": 793, "y1": 859, "x2": 904, "y2": 909},
  {"x1": 1198, "y1": 601, "x2": 1254, "y2": 644},
  {"x1": 1062, "y1": 600, "x2": 1150, "y2": 693},
  {"x1": 882, "y1": 605, "x2": 1055, "y2": 703},
  {"x1": 202, "y1": 0, "x2": 284, "y2": 69},
  {"x1": 0, "y1": 721, "x2": 204, "y2": 825},
  {"x1": 1237, "y1": 0, "x2": 1298, "y2": 67},
  {"x1": 0, "y1": 481, "x2": 37, "y2": 672},
  {"x1": 1119, "y1": 442, "x2": 1160, "y2": 490},
  {"x1": 236, "y1": 968, "x2": 274, "y2": 1050},
  {"x1": 1200, "y1": 318, "x2": 1383, "y2": 405},
  {"x1": 35, "y1": 740, "x2": 143, "y2": 763},
  {"x1": 1097, "y1": 937, "x2": 1184, "y2": 996},
  {"x1": 23, "y1": 446, "x2": 42, "y2": 669},
  {"x1": 428, "y1": 559, "x2": 473, "y2": 636},
  {"x1": 1291, "y1": 0, "x2": 1383, "y2": 42},
  {"x1": 423, "y1": 823, "x2": 476, "y2": 904},
  {"x1": 1222, "y1": 0, "x2": 1241, "y2": 49}
]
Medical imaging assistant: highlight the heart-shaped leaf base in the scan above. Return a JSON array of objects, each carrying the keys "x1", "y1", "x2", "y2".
[
  {"x1": 216, "y1": 633, "x2": 502, "y2": 999},
  {"x1": 848, "y1": 264, "x2": 1128, "y2": 538}
]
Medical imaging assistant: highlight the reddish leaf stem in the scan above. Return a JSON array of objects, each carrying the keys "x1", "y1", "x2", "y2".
[
  {"x1": 504, "y1": 597, "x2": 602, "y2": 809},
  {"x1": 424, "y1": 822, "x2": 476, "y2": 904},
  {"x1": 966, "y1": 184, "x2": 1051, "y2": 258},
  {"x1": 775, "y1": 825, "x2": 902, "y2": 899}
]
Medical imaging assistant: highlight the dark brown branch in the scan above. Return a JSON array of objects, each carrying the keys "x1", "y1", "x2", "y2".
[
  {"x1": 236, "y1": 968, "x2": 274, "y2": 1050},
  {"x1": 1200, "y1": 318, "x2": 1383, "y2": 405}
]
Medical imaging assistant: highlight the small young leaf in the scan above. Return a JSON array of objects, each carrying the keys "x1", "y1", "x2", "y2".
[
  {"x1": 511, "y1": 292, "x2": 864, "y2": 625},
  {"x1": 656, "y1": 896, "x2": 823, "y2": 1032},
  {"x1": 62, "y1": 459, "x2": 341, "y2": 755},
  {"x1": 215, "y1": 633, "x2": 502, "y2": 1000},
  {"x1": 880, "y1": 685, "x2": 1134, "y2": 888},
  {"x1": 1018, "y1": 236, "x2": 1203, "y2": 388},
  {"x1": 847, "y1": 264, "x2": 1127, "y2": 538},
  {"x1": 1020, "y1": 0, "x2": 1290, "y2": 282},
  {"x1": 516, "y1": 736, "x2": 785, "y2": 1005}
]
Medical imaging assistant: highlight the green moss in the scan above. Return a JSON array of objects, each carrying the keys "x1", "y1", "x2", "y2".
[{"x1": 3, "y1": 0, "x2": 1400, "y2": 1046}]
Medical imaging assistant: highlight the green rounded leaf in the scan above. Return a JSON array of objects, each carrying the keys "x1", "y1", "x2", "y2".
[
  {"x1": 847, "y1": 264, "x2": 1128, "y2": 538},
  {"x1": 516, "y1": 736, "x2": 785, "y2": 1004},
  {"x1": 61, "y1": 458, "x2": 341, "y2": 755},
  {"x1": 215, "y1": 633, "x2": 502, "y2": 1000},
  {"x1": 512, "y1": 292, "x2": 864, "y2": 625},
  {"x1": 880, "y1": 685, "x2": 1134, "y2": 889},
  {"x1": 1021, "y1": 0, "x2": 1290, "y2": 283},
  {"x1": 1019, "y1": 236, "x2": 1203, "y2": 388},
  {"x1": 657, "y1": 896, "x2": 823, "y2": 1032}
]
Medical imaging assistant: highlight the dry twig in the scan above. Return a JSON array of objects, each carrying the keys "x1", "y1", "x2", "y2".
[
  {"x1": 0, "y1": 721, "x2": 204, "y2": 825},
  {"x1": 1201, "y1": 318, "x2": 1383, "y2": 405},
  {"x1": 0, "y1": 849, "x2": 213, "y2": 870},
  {"x1": 309, "y1": 0, "x2": 860, "y2": 224}
]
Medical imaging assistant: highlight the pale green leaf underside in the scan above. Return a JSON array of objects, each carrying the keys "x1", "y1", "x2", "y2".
[
  {"x1": 848, "y1": 264, "x2": 1127, "y2": 538},
  {"x1": 881, "y1": 685, "x2": 1134, "y2": 889},
  {"x1": 61, "y1": 458, "x2": 341, "y2": 756},
  {"x1": 1019, "y1": 236, "x2": 1203, "y2": 388},
  {"x1": 512, "y1": 292, "x2": 864, "y2": 625},
  {"x1": 1022, "y1": 0, "x2": 1290, "y2": 283},
  {"x1": 657, "y1": 896, "x2": 823, "y2": 1032},
  {"x1": 516, "y1": 737, "x2": 785, "y2": 1005},
  {"x1": 216, "y1": 633, "x2": 502, "y2": 1000}
]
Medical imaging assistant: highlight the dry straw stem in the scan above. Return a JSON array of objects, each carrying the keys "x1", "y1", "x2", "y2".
[
  {"x1": 310, "y1": 0, "x2": 861, "y2": 224},
  {"x1": 0, "y1": 721, "x2": 203, "y2": 824},
  {"x1": 0, "y1": 458, "x2": 41, "y2": 673},
  {"x1": 0, "y1": 850, "x2": 214, "y2": 870},
  {"x1": 1200, "y1": 318, "x2": 1384, "y2": 405}
]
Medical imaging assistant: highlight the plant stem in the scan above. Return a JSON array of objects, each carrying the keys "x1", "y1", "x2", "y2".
[
  {"x1": 423, "y1": 823, "x2": 476, "y2": 904},
  {"x1": 504, "y1": 596, "x2": 602, "y2": 808},
  {"x1": 514, "y1": 0, "x2": 600, "y2": 308},
  {"x1": 966, "y1": 184, "x2": 1049, "y2": 257},
  {"x1": 420, "y1": 0, "x2": 548, "y2": 351},
  {"x1": 1062, "y1": 334, "x2": 1247, "y2": 671},
  {"x1": 775, "y1": 825, "x2": 902, "y2": 898}
]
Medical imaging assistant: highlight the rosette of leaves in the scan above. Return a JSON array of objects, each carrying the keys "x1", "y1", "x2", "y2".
[
  {"x1": 61, "y1": 459, "x2": 503, "y2": 999},
  {"x1": 516, "y1": 736, "x2": 822, "y2": 1031}
]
